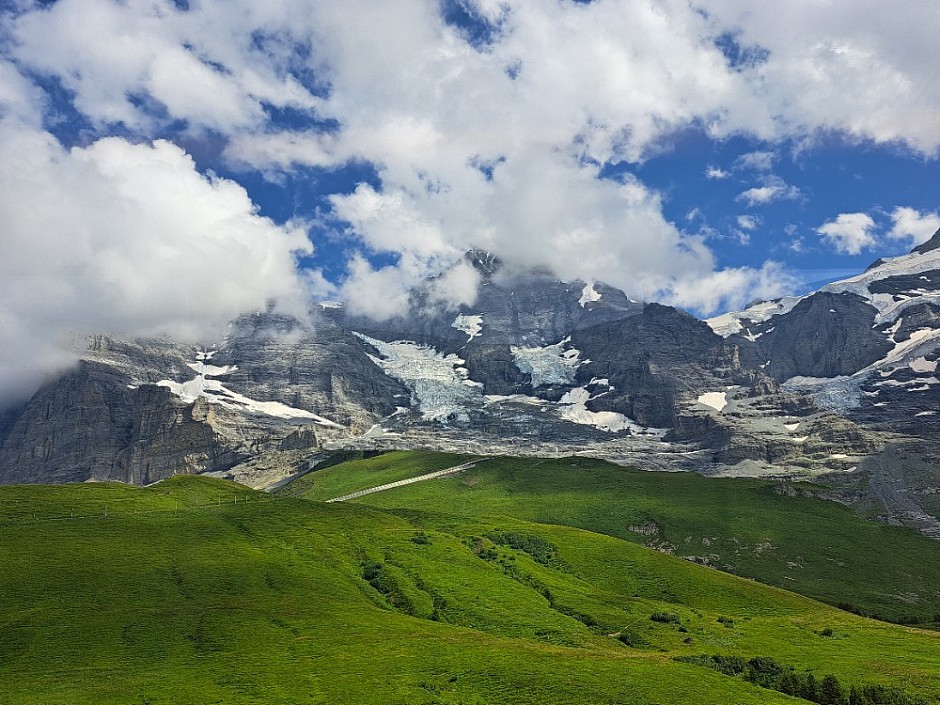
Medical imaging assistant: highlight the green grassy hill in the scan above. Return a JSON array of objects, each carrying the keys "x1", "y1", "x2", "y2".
[
  {"x1": 294, "y1": 453, "x2": 940, "y2": 627},
  {"x1": 1, "y1": 472, "x2": 938, "y2": 704}
]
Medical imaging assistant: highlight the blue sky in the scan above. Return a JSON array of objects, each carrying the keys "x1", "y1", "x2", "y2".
[{"x1": 0, "y1": 0, "x2": 938, "y2": 402}]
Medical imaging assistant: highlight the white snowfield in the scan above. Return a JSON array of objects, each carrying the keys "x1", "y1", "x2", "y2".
[
  {"x1": 696, "y1": 391, "x2": 728, "y2": 413},
  {"x1": 511, "y1": 336, "x2": 582, "y2": 387},
  {"x1": 705, "y1": 297, "x2": 802, "y2": 337},
  {"x1": 558, "y1": 386, "x2": 667, "y2": 436},
  {"x1": 452, "y1": 313, "x2": 483, "y2": 341},
  {"x1": 354, "y1": 333, "x2": 482, "y2": 423},
  {"x1": 579, "y1": 281, "x2": 602, "y2": 307},
  {"x1": 157, "y1": 356, "x2": 342, "y2": 425}
]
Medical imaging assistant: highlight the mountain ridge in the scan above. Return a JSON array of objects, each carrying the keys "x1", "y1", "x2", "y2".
[{"x1": 1, "y1": 231, "x2": 938, "y2": 535}]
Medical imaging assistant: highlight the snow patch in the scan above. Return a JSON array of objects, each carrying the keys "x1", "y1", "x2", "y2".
[
  {"x1": 884, "y1": 319, "x2": 902, "y2": 341},
  {"x1": 483, "y1": 393, "x2": 547, "y2": 406},
  {"x1": 558, "y1": 387, "x2": 667, "y2": 436},
  {"x1": 158, "y1": 356, "x2": 340, "y2": 425},
  {"x1": 706, "y1": 297, "x2": 802, "y2": 337},
  {"x1": 783, "y1": 422, "x2": 800, "y2": 431},
  {"x1": 697, "y1": 391, "x2": 728, "y2": 412},
  {"x1": 911, "y1": 356, "x2": 938, "y2": 373},
  {"x1": 579, "y1": 281, "x2": 602, "y2": 307},
  {"x1": 355, "y1": 334, "x2": 481, "y2": 423},
  {"x1": 511, "y1": 337, "x2": 582, "y2": 387},
  {"x1": 915, "y1": 410, "x2": 937, "y2": 417},
  {"x1": 742, "y1": 327, "x2": 768, "y2": 342},
  {"x1": 186, "y1": 361, "x2": 237, "y2": 377},
  {"x1": 452, "y1": 314, "x2": 483, "y2": 341}
]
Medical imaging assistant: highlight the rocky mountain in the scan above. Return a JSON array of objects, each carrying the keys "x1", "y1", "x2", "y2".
[{"x1": 1, "y1": 233, "x2": 939, "y2": 534}]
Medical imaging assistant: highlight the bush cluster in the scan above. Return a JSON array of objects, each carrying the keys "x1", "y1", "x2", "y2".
[
  {"x1": 675, "y1": 655, "x2": 928, "y2": 705},
  {"x1": 484, "y1": 531, "x2": 558, "y2": 565}
]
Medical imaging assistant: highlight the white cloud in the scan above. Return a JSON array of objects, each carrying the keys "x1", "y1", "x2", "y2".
[
  {"x1": 887, "y1": 206, "x2": 940, "y2": 247},
  {"x1": 3, "y1": 0, "x2": 940, "y2": 357},
  {"x1": 704, "y1": 165, "x2": 731, "y2": 179},
  {"x1": 668, "y1": 261, "x2": 799, "y2": 316},
  {"x1": 736, "y1": 177, "x2": 801, "y2": 206},
  {"x1": 734, "y1": 150, "x2": 775, "y2": 172},
  {"x1": 426, "y1": 259, "x2": 482, "y2": 312},
  {"x1": 223, "y1": 131, "x2": 339, "y2": 172},
  {"x1": 339, "y1": 254, "x2": 420, "y2": 321},
  {"x1": 736, "y1": 215, "x2": 760, "y2": 231},
  {"x1": 0, "y1": 118, "x2": 311, "y2": 404},
  {"x1": 817, "y1": 212, "x2": 877, "y2": 255},
  {"x1": 698, "y1": 1, "x2": 940, "y2": 155},
  {"x1": 8, "y1": 0, "x2": 321, "y2": 134},
  {"x1": 329, "y1": 183, "x2": 456, "y2": 261},
  {"x1": 0, "y1": 60, "x2": 44, "y2": 126}
]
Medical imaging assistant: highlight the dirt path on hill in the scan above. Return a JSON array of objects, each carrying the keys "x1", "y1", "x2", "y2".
[{"x1": 325, "y1": 460, "x2": 480, "y2": 503}]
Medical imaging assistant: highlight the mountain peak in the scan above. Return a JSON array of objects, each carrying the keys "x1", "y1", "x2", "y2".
[
  {"x1": 912, "y1": 226, "x2": 940, "y2": 255},
  {"x1": 463, "y1": 249, "x2": 502, "y2": 278}
]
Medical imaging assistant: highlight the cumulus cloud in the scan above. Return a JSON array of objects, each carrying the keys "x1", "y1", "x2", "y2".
[
  {"x1": 0, "y1": 60, "x2": 44, "y2": 126},
  {"x1": 736, "y1": 215, "x2": 760, "y2": 231},
  {"x1": 339, "y1": 253, "x2": 424, "y2": 321},
  {"x1": 427, "y1": 260, "x2": 482, "y2": 312},
  {"x1": 817, "y1": 213, "x2": 878, "y2": 255},
  {"x1": 2, "y1": 0, "x2": 939, "y2": 385},
  {"x1": 8, "y1": 0, "x2": 321, "y2": 134},
  {"x1": 736, "y1": 177, "x2": 801, "y2": 207},
  {"x1": 734, "y1": 151, "x2": 775, "y2": 172},
  {"x1": 0, "y1": 116, "x2": 311, "y2": 405},
  {"x1": 701, "y1": 0, "x2": 940, "y2": 155},
  {"x1": 704, "y1": 165, "x2": 731, "y2": 180},
  {"x1": 887, "y1": 206, "x2": 940, "y2": 247},
  {"x1": 668, "y1": 261, "x2": 799, "y2": 316}
]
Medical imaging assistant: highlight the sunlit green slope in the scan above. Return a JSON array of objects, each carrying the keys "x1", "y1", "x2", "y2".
[{"x1": 1, "y1": 473, "x2": 938, "y2": 704}]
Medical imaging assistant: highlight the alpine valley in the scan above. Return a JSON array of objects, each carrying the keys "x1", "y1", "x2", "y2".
[
  {"x1": 3, "y1": 235, "x2": 940, "y2": 705},
  {"x1": 3, "y1": 231, "x2": 939, "y2": 540}
]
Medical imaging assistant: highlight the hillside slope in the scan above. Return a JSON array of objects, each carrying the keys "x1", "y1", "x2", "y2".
[
  {"x1": 1, "y1": 475, "x2": 939, "y2": 704},
  {"x1": 296, "y1": 452, "x2": 940, "y2": 626}
]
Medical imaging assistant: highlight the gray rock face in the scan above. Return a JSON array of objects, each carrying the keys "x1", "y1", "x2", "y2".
[
  {"x1": 740, "y1": 292, "x2": 894, "y2": 381},
  {"x1": 0, "y1": 362, "x2": 230, "y2": 484},
  {"x1": 213, "y1": 310, "x2": 409, "y2": 427},
  {"x1": 572, "y1": 303, "x2": 745, "y2": 427},
  {"x1": 0, "y1": 311, "x2": 409, "y2": 484}
]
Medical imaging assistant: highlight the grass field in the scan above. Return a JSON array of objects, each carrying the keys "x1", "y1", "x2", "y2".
[
  {"x1": 1, "y1": 469, "x2": 938, "y2": 704},
  {"x1": 297, "y1": 453, "x2": 940, "y2": 627}
]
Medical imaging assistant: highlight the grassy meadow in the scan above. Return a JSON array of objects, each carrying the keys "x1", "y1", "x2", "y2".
[
  {"x1": 0, "y1": 456, "x2": 937, "y2": 703},
  {"x1": 300, "y1": 453, "x2": 940, "y2": 627}
]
